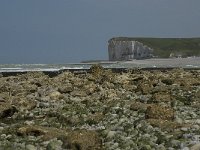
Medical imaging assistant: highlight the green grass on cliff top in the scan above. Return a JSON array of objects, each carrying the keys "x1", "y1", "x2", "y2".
[{"x1": 110, "y1": 37, "x2": 200, "y2": 58}]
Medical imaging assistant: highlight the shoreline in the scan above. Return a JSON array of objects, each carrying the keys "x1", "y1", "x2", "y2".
[
  {"x1": 0, "y1": 57, "x2": 200, "y2": 74},
  {"x1": 0, "y1": 67, "x2": 200, "y2": 78}
]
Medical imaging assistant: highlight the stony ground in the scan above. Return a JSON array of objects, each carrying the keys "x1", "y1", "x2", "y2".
[{"x1": 0, "y1": 65, "x2": 200, "y2": 150}]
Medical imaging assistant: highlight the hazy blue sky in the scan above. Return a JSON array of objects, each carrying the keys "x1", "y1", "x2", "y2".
[{"x1": 0, "y1": 0, "x2": 200, "y2": 64}]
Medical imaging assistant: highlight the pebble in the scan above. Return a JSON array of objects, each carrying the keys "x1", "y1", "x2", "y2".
[
  {"x1": 192, "y1": 135, "x2": 200, "y2": 141},
  {"x1": 192, "y1": 125, "x2": 200, "y2": 130},
  {"x1": 39, "y1": 102, "x2": 50, "y2": 108},
  {"x1": 24, "y1": 120, "x2": 35, "y2": 125},
  {"x1": 6, "y1": 134, "x2": 12, "y2": 140},
  {"x1": 175, "y1": 117, "x2": 183, "y2": 124},
  {"x1": 107, "y1": 131, "x2": 116, "y2": 139},
  {"x1": 181, "y1": 127, "x2": 188, "y2": 132},
  {"x1": 0, "y1": 127, "x2": 4, "y2": 131},
  {"x1": 29, "y1": 113, "x2": 34, "y2": 118},
  {"x1": 171, "y1": 140, "x2": 180, "y2": 147},
  {"x1": 26, "y1": 144, "x2": 37, "y2": 150},
  {"x1": 1, "y1": 134, "x2": 6, "y2": 138},
  {"x1": 196, "y1": 119, "x2": 200, "y2": 124}
]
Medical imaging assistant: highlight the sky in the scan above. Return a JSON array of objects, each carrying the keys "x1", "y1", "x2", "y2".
[{"x1": 0, "y1": 0, "x2": 200, "y2": 64}]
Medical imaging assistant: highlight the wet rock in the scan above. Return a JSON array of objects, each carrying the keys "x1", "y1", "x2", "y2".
[{"x1": 145, "y1": 104, "x2": 174, "y2": 120}]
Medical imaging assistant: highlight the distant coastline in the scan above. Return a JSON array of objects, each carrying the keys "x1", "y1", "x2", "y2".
[{"x1": 109, "y1": 37, "x2": 200, "y2": 58}]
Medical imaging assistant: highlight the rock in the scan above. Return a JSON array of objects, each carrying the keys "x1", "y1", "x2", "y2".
[
  {"x1": 17, "y1": 126, "x2": 46, "y2": 136},
  {"x1": 86, "y1": 112, "x2": 104, "y2": 124},
  {"x1": 26, "y1": 144, "x2": 37, "y2": 150},
  {"x1": 182, "y1": 147, "x2": 190, "y2": 150},
  {"x1": 17, "y1": 125, "x2": 66, "y2": 141},
  {"x1": 58, "y1": 84, "x2": 73, "y2": 93},
  {"x1": 170, "y1": 139, "x2": 180, "y2": 148},
  {"x1": 161, "y1": 78, "x2": 174, "y2": 85},
  {"x1": 138, "y1": 83, "x2": 152, "y2": 94},
  {"x1": 0, "y1": 101, "x2": 17, "y2": 119},
  {"x1": 152, "y1": 85, "x2": 169, "y2": 93},
  {"x1": 89, "y1": 64, "x2": 115, "y2": 83},
  {"x1": 147, "y1": 119, "x2": 182, "y2": 132},
  {"x1": 196, "y1": 119, "x2": 200, "y2": 124},
  {"x1": 130, "y1": 102, "x2": 148, "y2": 112},
  {"x1": 1, "y1": 68, "x2": 200, "y2": 149},
  {"x1": 61, "y1": 130, "x2": 102, "y2": 150},
  {"x1": 39, "y1": 102, "x2": 50, "y2": 108},
  {"x1": 0, "y1": 126, "x2": 4, "y2": 131},
  {"x1": 24, "y1": 120, "x2": 35, "y2": 126},
  {"x1": 49, "y1": 91, "x2": 63, "y2": 100},
  {"x1": 190, "y1": 143, "x2": 200, "y2": 150},
  {"x1": 83, "y1": 83, "x2": 97, "y2": 95},
  {"x1": 6, "y1": 134, "x2": 12, "y2": 140},
  {"x1": 152, "y1": 93, "x2": 172, "y2": 103},
  {"x1": 192, "y1": 125, "x2": 200, "y2": 130},
  {"x1": 12, "y1": 97, "x2": 37, "y2": 110},
  {"x1": 107, "y1": 131, "x2": 116, "y2": 139},
  {"x1": 195, "y1": 90, "x2": 200, "y2": 98},
  {"x1": 90, "y1": 64, "x2": 104, "y2": 76},
  {"x1": 145, "y1": 104, "x2": 174, "y2": 120},
  {"x1": 1, "y1": 134, "x2": 6, "y2": 138},
  {"x1": 46, "y1": 139, "x2": 63, "y2": 150},
  {"x1": 70, "y1": 90, "x2": 87, "y2": 97},
  {"x1": 180, "y1": 127, "x2": 188, "y2": 132}
]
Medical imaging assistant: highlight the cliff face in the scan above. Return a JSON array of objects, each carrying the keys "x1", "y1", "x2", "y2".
[
  {"x1": 109, "y1": 37, "x2": 200, "y2": 58},
  {"x1": 108, "y1": 39, "x2": 153, "y2": 61}
]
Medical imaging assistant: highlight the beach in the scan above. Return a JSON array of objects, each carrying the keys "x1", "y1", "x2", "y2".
[{"x1": 0, "y1": 65, "x2": 200, "y2": 149}]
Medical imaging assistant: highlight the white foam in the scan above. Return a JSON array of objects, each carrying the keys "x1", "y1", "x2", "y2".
[{"x1": 0, "y1": 68, "x2": 23, "y2": 70}]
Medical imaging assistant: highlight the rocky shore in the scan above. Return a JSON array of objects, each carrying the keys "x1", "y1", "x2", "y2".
[{"x1": 0, "y1": 65, "x2": 200, "y2": 150}]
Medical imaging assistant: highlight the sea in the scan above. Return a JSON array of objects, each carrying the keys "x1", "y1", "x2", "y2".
[{"x1": 0, "y1": 57, "x2": 200, "y2": 73}]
